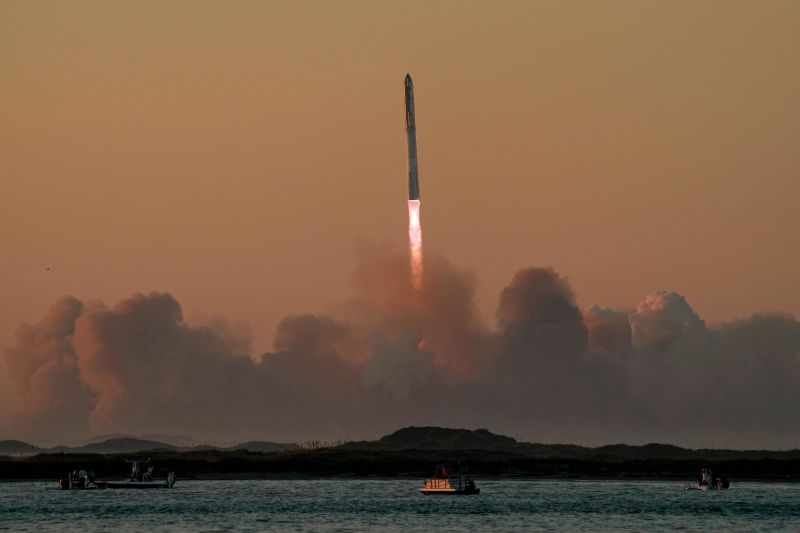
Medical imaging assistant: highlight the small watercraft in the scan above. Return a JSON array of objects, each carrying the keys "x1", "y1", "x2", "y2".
[
  {"x1": 683, "y1": 468, "x2": 729, "y2": 491},
  {"x1": 419, "y1": 464, "x2": 479, "y2": 495},
  {"x1": 58, "y1": 459, "x2": 176, "y2": 490}
]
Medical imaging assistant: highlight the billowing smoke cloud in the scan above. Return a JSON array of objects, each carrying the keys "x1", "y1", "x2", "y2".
[
  {"x1": 5, "y1": 297, "x2": 94, "y2": 441},
  {"x1": 5, "y1": 245, "x2": 800, "y2": 447},
  {"x1": 495, "y1": 268, "x2": 588, "y2": 373},
  {"x1": 73, "y1": 293, "x2": 260, "y2": 435}
]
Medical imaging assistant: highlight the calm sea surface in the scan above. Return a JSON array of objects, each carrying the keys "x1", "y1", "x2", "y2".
[{"x1": 1, "y1": 479, "x2": 799, "y2": 531}]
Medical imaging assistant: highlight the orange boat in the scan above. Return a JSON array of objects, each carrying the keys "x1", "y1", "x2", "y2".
[{"x1": 419, "y1": 464, "x2": 479, "y2": 495}]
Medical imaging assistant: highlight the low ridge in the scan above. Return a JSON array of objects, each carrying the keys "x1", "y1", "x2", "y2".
[{"x1": 345, "y1": 426, "x2": 521, "y2": 451}]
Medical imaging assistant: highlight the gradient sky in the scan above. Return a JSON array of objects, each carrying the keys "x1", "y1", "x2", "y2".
[{"x1": 1, "y1": 1, "x2": 798, "y2": 424}]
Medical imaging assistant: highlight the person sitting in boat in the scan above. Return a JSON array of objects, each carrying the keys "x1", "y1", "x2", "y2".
[
  {"x1": 465, "y1": 479, "x2": 477, "y2": 493},
  {"x1": 700, "y1": 468, "x2": 712, "y2": 489},
  {"x1": 71, "y1": 470, "x2": 85, "y2": 489}
]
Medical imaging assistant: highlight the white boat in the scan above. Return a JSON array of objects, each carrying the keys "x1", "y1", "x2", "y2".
[
  {"x1": 58, "y1": 459, "x2": 176, "y2": 490},
  {"x1": 683, "y1": 468, "x2": 729, "y2": 491}
]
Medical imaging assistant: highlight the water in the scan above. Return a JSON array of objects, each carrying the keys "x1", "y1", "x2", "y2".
[{"x1": 1, "y1": 479, "x2": 799, "y2": 531}]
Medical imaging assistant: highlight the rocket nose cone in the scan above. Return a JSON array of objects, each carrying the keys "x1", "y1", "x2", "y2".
[{"x1": 405, "y1": 73, "x2": 413, "y2": 86}]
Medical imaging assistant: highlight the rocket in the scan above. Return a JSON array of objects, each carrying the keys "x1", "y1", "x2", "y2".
[{"x1": 405, "y1": 73, "x2": 420, "y2": 200}]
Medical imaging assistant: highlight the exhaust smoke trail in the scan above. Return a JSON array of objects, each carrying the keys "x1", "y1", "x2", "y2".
[{"x1": 408, "y1": 199, "x2": 422, "y2": 288}]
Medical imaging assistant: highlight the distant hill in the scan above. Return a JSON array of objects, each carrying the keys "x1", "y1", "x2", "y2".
[
  {"x1": 83, "y1": 433, "x2": 204, "y2": 448},
  {"x1": 340, "y1": 427, "x2": 800, "y2": 462},
  {"x1": 355, "y1": 426, "x2": 523, "y2": 451},
  {"x1": 341, "y1": 426, "x2": 585, "y2": 456},
  {"x1": 0, "y1": 440, "x2": 41, "y2": 456},
  {"x1": 589, "y1": 443, "x2": 694, "y2": 461},
  {"x1": 77, "y1": 434, "x2": 131, "y2": 445},
  {"x1": 229, "y1": 441, "x2": 299, "y2": 453},
  {"x1": 78, "y1": 438, "x2": 176, "y2": 454},
  {"x1": 49, "y1": 438, "x2": 176, "y2": 454},
  {"x1": 1, "y1": 437, "x2": 295, "y2": 456}
]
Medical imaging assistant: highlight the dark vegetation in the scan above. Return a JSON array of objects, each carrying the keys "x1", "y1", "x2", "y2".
[{"x1": 3, "y1": 427, "x2": 800, "y2": 481}]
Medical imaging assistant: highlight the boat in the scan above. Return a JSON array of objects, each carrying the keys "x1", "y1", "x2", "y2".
[
  {"x1": 419, "y1": 464, "x2": 479, "y2": 495},
  {"x1": 683, "y1": 468, "x2": 729, "y2": 491},
  {"x1": 58, "y1": 459, "x2": 176, "y2": 490}
]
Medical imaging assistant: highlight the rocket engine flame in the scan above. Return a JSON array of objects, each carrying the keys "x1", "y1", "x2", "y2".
[{"x1": 408, "y1": 200, "x2": 423, "y2": 288}]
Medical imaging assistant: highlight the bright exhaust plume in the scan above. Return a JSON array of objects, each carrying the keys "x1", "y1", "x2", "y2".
[{"x1": 408, "y1": 200, "x2": 422, "y2": 288}]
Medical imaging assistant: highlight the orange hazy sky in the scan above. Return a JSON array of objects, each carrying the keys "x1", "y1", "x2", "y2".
[{"x1": 2, "y1": 1, "x2": 798, "y2": 416}]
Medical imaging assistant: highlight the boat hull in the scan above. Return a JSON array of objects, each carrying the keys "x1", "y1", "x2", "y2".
[
  {"x1": 684, "y1": 485, "x2": 726, "y2": 492},
  {"x1": 58, "y1": 472, "x2": 175, "y2": 490},
  {"x1": 96, "y1": 481, "x2": 172, "y2": 489},
  {"x1": 419, "y1": 488, "x2": 480, "y2": 495}
]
